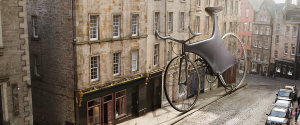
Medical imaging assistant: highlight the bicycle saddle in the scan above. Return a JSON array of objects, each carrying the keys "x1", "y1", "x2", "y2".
[{"x1": 205, "y1": 6, "x2": 223, "y2": 13}]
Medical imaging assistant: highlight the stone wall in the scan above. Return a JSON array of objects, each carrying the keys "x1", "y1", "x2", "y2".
[
  {"x1": 27, "y1": 0, "x2": 75, "y2": 124},
  {"x1": 0, "y1": 0, "x2": 33, "y2": 124}
]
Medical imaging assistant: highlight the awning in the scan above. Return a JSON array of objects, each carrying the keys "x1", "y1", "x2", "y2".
[
  {"x1": 250, "y1": 59, "x2": 269, "y2": 64},
  {"x1": 275, "y1": 58, "x2": 295, "y2": 64}
]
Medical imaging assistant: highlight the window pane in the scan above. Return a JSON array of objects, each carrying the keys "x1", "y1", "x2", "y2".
[
  {"x1": 88, "y1": 99, "x2": 100, "y2": 107},
  {"x1": 88, "y1": 109, "x2": 93, "y2": 125},
  {"x1": 116, "y1": 99, "x2": 120, "y2": 116},
  {"x1": 116, "y1": 91, "x2": 125, "y2": 98},
  {"x1": 104, "y1": 95, "x2": 112, "y2": 102},
  {"x1": 94, "y1": 106, "x2": 100, "y2": 124},
  {"x1": 121, "y1": 97, "x2": 125, "y2": 114}
]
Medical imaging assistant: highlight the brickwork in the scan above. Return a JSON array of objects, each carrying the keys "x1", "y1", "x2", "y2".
[
  {"x1": 27, "y1": 0, "x2": 75, "y2": 124},
  {"x1": 0, "y1": 0, "x2": 33, "y2": 124}
]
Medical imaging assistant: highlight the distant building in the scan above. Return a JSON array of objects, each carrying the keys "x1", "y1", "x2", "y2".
[{"x1": 0, "y1": 0, "x2": 33, "y2": 124}]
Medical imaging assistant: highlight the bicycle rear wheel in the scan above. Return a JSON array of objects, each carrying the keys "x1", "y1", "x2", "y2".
[
  {"x1": 163, "y1": 56, "x2": 201, "y2": 112},
  {"x1": 219, "y1": 33, "x2": 247, "y2": 90}
]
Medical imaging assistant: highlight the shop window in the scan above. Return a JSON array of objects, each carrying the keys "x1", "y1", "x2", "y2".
[
  {"x1": 87, "y1": 98, "x2": 101, "y2": 125},
  {"x1": 288, "y1": 66, "x2": 293, "y2": 76},
  {"x1": 115, "y1": 90, "x2": 126, "y2": 119},
  {"x1": 276, "y1": 64, "x2": 281, "y2": 73},
  {"x1": 252, "y1": 63, "x2": 256, "y2": 72},
  {"x1": 282, "y1": 64, "x2": 286, "y2": 74}
]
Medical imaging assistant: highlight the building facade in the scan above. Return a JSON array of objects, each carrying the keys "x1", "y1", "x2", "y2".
[
  {"x1": 27, "y1": 0, "x2": 241, "y2": 125},
  {"x1": 27, "y1": 0, "x2": 75, "y2": 124},
  {"x1": 250, "y1": 2, "x2": 275, "y2": 75},
  {"x1": 239, "y1": 0, "x2": 256, "y2": 72},
  {"x1": 0, "y1": 0, "x2": 33, "y2": 124}
]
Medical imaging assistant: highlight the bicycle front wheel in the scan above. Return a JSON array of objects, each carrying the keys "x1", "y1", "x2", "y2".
[
  {"x1": 219, "y1": 33, "x2": 247, "y2": 90},
  {"x1": 163, "y1": 56, "x2": 201, "y2": 112}
]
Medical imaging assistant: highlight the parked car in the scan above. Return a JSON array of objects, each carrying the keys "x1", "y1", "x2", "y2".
[
  {"x1": 265, "y1": 116, "x2": 290, "y2": 125},
  {"x1": 272, "y1": 100, "x2": 293, "y2": 116},
  {"x1": 285, "y1": 85, "x2": 298, "y2": 101},
  {"x1": 265, "y1": 107, "x2": 292, "y2": 125},
  {"x1": 275, "y1": 89, "x2": 293, "y2": 103}
]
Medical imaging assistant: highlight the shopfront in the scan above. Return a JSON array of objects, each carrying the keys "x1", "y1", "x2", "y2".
[
  {"x1": 78, "y1": 77, "x2": 146, "y2": 125},
  {"x1": 274, "y1": 59, "x2": 295, "y2": 79}
]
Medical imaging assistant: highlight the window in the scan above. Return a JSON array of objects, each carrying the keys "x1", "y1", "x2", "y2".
[
  {"x1": 247, "y1": 50, "x2": 251, "y2": 57},
  {"x1": 206, "y1": 0, "x2": 210, "y2": 6},
  {"x1": 215, "y1": 0, "x2": 218, "y2": 6},
  {"x1": 90, "y1": 15, "x2": 98, "y2": 40},
  {"x1": 205, "y1": 16, "x2": 209, "y2": 33},
  {"x1": 168, "y1": 12, "x2": 173, "y2": 31},
  {"x1": 293, "y1": 26, "x2": 297, "y2": 37},
  {"x1": 284, "y1": 43, "x2": 288, "y2": 54},
  {"x1": 240, "y1": 22, "x2": 243, "y2": 31},
  {"x1": 255, "y1": 27, "x2": 258, "y2": 34},
  {"x1": 260, "y1": 15, "x2": 263, "y2": 21},
  {"x1": 167, "y1": 42, "x2": 172, "y2": 62},
  {"x1": 132, "y1": 14, "x2": 138, "y2": 36},
  {"x1": 247, "y1": 37, "x2": 251, "y2": 45},
  {"x1": 32, "y1": 16, "x2": 38, "y2": 38},
  {"x1": 242, "y1": 36, "x2": 246, "y2": 43},
  {"x1": 276, "y1": 35, "x2": 279, "y2": 44},
  {"x1": 291, "y1": 44, "x2": 295, "y2": 55},
  {"x1": 113, "y1": 15, "x2": 121, "y2": 38},
  {"x1": 248, "y1": 23, "x2": 252, "y2": 31},
  {"x1": 243, "y1": 22, "x2": 247, "y2": 31},
  {"x1": 179, "y1": 43, "x2": 182, "y2": 54},
  {"x1": 113, "y1": 53, "x2": 120, "y2": 76},
  {"x1": 258, "y1": 41, "x2": 261, "y2": 48},
  {"x1": 230, "y1": 0, "x2": 233, "y2": 14},
  {"x1": 197, "y1": 0, "x2": 200, "y2": 6},
  {"x1": 223, "y1": 22, "x2": 226, "y2": 35},
  {"x1": 286, "y1": 26, "x2": 290, "y2": 37},
  {"x1": 264, "y1": 15, "x2": 266, "y2": 22},
  {"x1": 253, "y1": 52, "x2": 257, "y2": 60},
  {"x1": 235, "y1": 1, "x2": 238, "y2": 14},
  {"x1": 154, "y1": 12, "x2": 160, "y2": 32},
  {"x1": 228, "y1": 43, "x2": 231, "y2": 53},
  {"x1": 234, "y1": 22, "x2": 237, "y2": 33},
  {"x1": 275, "y1": 50, "x2": 278, "y2": 58},
  {"x1": 87, "y1": 98, "x2": 101, "y2": 125},
  {"x1": 224, "y1": 0, "x2": 227, "y2": 14},
  {"x1": 154, "y1": 44, "x2": 159, "y2": 66},
  {"x1": 265, "y1": 28, "x2": 269, "y2": 35},
  {"x1": 34, "y1": 55, "x2": 40, "y2": 76},
  {"x1": 229, "y1": 22, "x2": 232, "y2": 32},
  {"x1": 245, "y1": 9, "x2": 249, "y2": 17},
  {"x1": 253, "y1": 40, "x2": 257, "y2": 47},
  {"x1": 264, "y1": 55, "x2": 267, "y2": 62},
  {"x1": 264, "y1": 42, "x2": 268, "y2": 49},
  {"x1": 132, "y1": 50, "x2": 138, "y2": 71},
  {"x1": 277, "y1": 24, "x2": 280, "y2": 30},
  {"x1": 259, "y1": 27, "x2": 263, "y2": 35},
  {"x1": 115, "y1": 90, "x2": 126, "y2": 119},
  {"x1": 91, "y1": 56, "x2": 99, "y2": 81},
  {"x1": 252, "y1": 63, "x2": 257, "y2": 72},
  {"x1": 196, "y1": 16, "x2": 200, "y2": 33},
  {"x1": 180, "y1": 12, "x2": 184, "y2": 30},
  {"x1": 257, "y1": 53, "x2": 261, "y2": 61}
]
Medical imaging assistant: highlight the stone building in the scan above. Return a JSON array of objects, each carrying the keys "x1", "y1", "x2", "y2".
[
  {"x1": 250, "y1": 1, "x2": 277, "y2": 74},
  {"x1": 239, "y1": 0, "x2": 264, "y2": 72},
  {"x1": 27, "y1": 0, "x2": 75, "y2": 124},
  {"x1": 0, "y1": 0, "x2": 33, "y2": 124},
  {"x1": 27, "y1": 0, "x2": 241, "y2": 125},
  {"x1": 270, "y1": 0, "x2": 300, "y2": 79}
]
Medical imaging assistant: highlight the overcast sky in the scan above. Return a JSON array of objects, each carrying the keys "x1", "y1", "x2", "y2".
[{"x1": 274, "y1": 0, "x2": 297, "y2": 4}]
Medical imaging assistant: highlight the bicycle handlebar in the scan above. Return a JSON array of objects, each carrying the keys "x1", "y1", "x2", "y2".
[
  {"x1": 155, "y1": 26, "x2": 201, "y2": 43},
  {"x1": 188, "y1": 26, "x2": 201, "y2": 36}
]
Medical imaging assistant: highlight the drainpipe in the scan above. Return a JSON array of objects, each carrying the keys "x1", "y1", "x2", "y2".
[
  {"x1": 268, "y1": 21, "x2": 273, "y2": 77},
  {"x1": 71, "y1": 0, "x2": 79, "y2": 124},
  {"x1": 293, "y1": 23, "x2": 300, "y2": 80}
]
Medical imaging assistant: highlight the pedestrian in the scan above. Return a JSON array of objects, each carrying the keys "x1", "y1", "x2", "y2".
[
  {"x1": 298, "y1": 95, "x2": 300, "y2": 106},
  {"x1": 294, "y1": 108, "x2": 299, "y2": 123}
]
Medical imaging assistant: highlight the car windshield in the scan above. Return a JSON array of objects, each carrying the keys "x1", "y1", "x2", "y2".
[
  {"x1": 278, "y1": 91, "x2": 290, "y2": 97},
  {"x1": 269, "y1": 110, "x2": 286, "y2": 118}
]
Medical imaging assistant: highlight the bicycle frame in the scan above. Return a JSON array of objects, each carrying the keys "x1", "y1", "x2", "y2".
[{"x1": 156, "y1": 11, "x2": 236, "y2": 75}]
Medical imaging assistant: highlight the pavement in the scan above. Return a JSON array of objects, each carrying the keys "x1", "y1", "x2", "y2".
[{"x1": 117, "y1": 75, "x2": 300, "y2": 125}]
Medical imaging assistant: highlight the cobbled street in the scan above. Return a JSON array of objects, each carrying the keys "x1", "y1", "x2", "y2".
[{"x1": 176, "y1": 75, "x2": 300, "y2": 125}]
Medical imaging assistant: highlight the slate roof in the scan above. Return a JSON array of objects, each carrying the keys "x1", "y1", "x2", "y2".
[{"x1": 247, "y1": 0, "x2": 264, "y2": 11}]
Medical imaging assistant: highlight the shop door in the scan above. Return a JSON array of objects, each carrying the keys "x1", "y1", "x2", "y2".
[
  {"x1": 103, "y1": 94, "x2": 113, "y2": 125},
  {"x1": 132, "y1": 85, "x2": 139, "y2": 118},
  {"x1": 257, "y1": 64, "x2": 261, "y2": 74},
  {"x1": 0, "y1": 88, "x2": 3, "y2": 125},
  {"x1": 154, "y1": 77, "x2": 161, "y2": 109}
]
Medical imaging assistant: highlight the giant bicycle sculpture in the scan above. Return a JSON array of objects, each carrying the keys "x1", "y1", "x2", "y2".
[{"x1": 156, "y1": 6, "x2": 247, "y2": 112}]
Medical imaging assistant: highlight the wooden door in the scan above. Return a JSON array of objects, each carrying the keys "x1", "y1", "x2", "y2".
[
  {"x1": 106, "y1": 101, "x2": 113, "y2": 124},
  {"x1": 0, "y1": 88, "x2": 3, "y2": 125}
]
